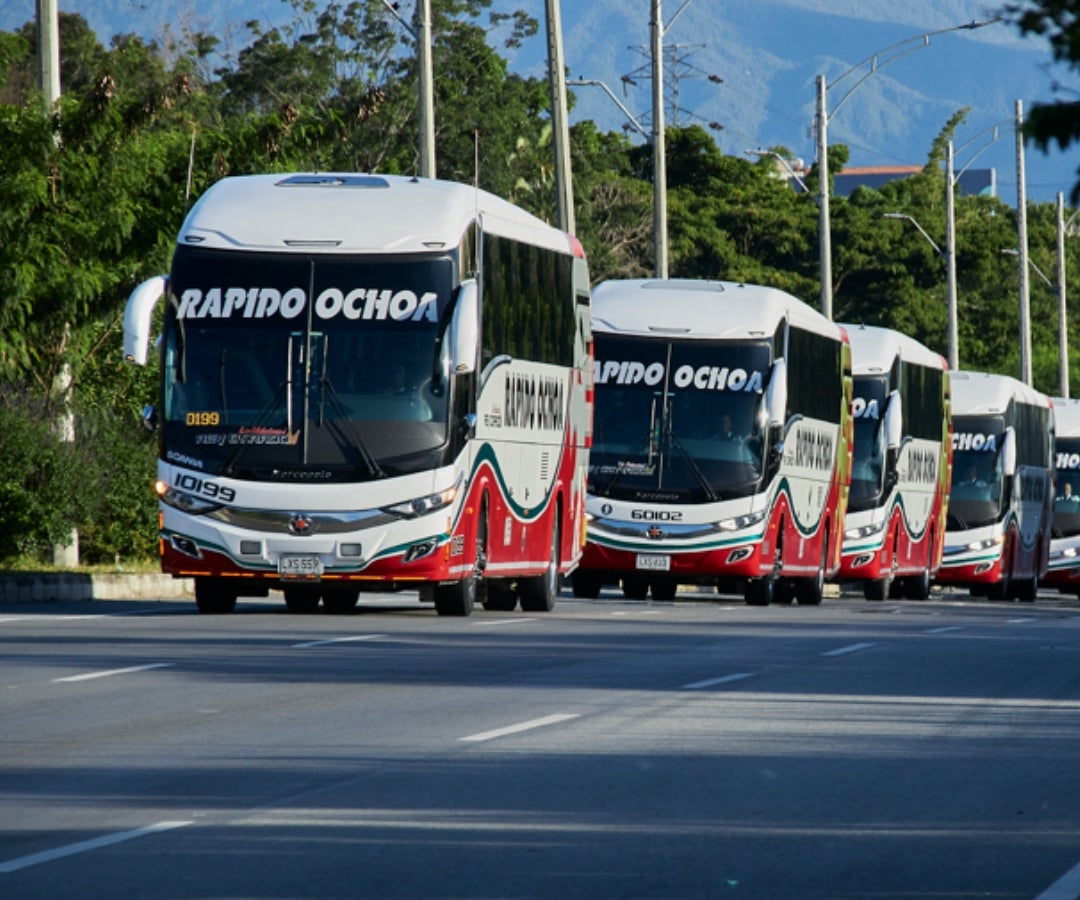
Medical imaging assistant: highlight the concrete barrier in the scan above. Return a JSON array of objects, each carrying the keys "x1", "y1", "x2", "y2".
[{"x1": 0, "y1": 572, "x2": 194, "y2": 604}]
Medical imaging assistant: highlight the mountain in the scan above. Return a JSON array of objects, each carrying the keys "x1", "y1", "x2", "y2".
[{"x1": 3, "y1": 0, "x2": 1075, "y2": 204}]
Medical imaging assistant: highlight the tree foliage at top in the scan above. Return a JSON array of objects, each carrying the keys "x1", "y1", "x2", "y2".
[{"x1": 1004, "y1": 0, "x2": 1080, "y2": 202}]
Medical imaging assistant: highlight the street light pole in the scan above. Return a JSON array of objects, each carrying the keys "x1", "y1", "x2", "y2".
[
  {"x1": 945, "y1": 141, "x2": 959, "y2": 371},
  {"x1": 651, "y1": 0, "x2": 668, "y2": 278},
  {"x1": 1056, "y1": 192, "x2": 1069, "y2": 398},
  {"x1": 884, "y1": 212, "x2": 956, "y2": 367},
  {"x1": 814, "y1": 17, "x2": 1000, "y2": 321},
  {"x1": 1016, "y1": 99, "x2": 1032, "y2": 387},
  {"x1": 545, "y1": 0, "x2": 574, "y2": 233},
  {"x1": 816, "y1": 74, "x2": 831, "y2": 319}
]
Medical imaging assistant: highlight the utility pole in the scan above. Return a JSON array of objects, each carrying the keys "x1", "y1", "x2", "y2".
[
  {"x1": 945, "y1": 141, "x2": 959, "y2": 371},
  {"x1": 1057, "y1": 192, "x2": 1070, "y2": 398},
  {"x1": 815, "y1": 74, "x2": 831, "y2": 319},
  {"x1": 545, "y1": 0, "x2": 574, "y2": 233},
  {"x1": 38, "y1": 0, "x2": 78, "y2": 566},
  {"x1": 651, "y1": 0, "x2": 668, "y2": 278},
  {"x1": 1015, "y1": 99, "x2": 1032, "y2": 387},
  {"x1": 37, "y1": 0, "x2": 60, "y2": 106},
  {"x1": 416, "y1": 0, "x2": 435, "y2": 178}
]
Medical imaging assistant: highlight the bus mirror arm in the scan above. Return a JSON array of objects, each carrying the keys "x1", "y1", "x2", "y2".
[
  {"x1": 885, "y1": 390, "x2": 903, "y2": 450},
  {"x1": 1001, "y1": 427, "x2": 1017, "y2": 478},
  {"x1": 450, "y1": 279, "x2": 479, "y2": 374},
  {"x1": 459, "y1": 413, "x2": 477, "y2": 441},
  {"x1": 123, "y1": 275, "x2": 167, "y2": 366}
]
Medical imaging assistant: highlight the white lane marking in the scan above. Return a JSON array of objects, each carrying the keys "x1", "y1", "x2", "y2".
[
  {"x1": 926, "y1": 626, "x2": 962, "y2": 634},
  {"x1": 1036, "y1": 858, "x2": 1080, "y2": 900},
  {"x1": 0, "y1": 820, "x2": 192, "y2": 874},
  {"x1": 475, "y1": 618, "x2": 536, "y2": 627},
  {"x1": 683, "y1": 673, "x2": 754, "y2": 690},
  {"x1": 821, "y1": 642, "x2": 877, "y2": 657},
  {"x1": 293, "y1": 634, "x2": 386, "y2": 649},
  {"x1": 52, "y1": 663, "x2": 173, "y2": 683},
  {"x1": 1008, "y1": 618, "x2": 1034, "y2": 624},
  {"x1": 460, "y1": 713, "x2": 580, "y2": 743}
]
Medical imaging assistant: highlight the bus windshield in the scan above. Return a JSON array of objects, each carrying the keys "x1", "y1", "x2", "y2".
[
  {"x1": 161, "y1": 247, "x2": 455, "y2": 482},
  {"x1": 849, "y1": 375, "x2": 888, "y2": 512},
  {"x1": 1054, "y1": 439, "x2": 1080, "y2": 538},
  {"x1": 947, "y1": 415, "x2": 1005, "y2": 530},
  {"x1": 589, "y1": 335, "x2": 770, "y2": 503}
]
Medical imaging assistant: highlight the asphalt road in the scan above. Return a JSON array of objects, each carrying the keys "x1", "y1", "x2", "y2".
[{"x1": 2, "y1": 586, "x2": 1080, "y2": 899}]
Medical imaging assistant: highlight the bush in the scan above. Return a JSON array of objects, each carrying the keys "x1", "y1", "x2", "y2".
[{"x1": 0, "y1": 382, "x2": 158, "y2": 566}]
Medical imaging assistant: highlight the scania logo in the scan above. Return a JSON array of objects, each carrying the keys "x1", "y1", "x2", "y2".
[
  {"x1": 288, "y1": 513, "x2": 314, "y2": 535},
  {"x1": 646, "y1": 525, "x2": 664, "y2": 540}
]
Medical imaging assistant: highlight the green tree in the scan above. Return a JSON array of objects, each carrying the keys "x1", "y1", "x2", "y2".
[{"x1": 1004, "y1": 0, "x2": 1080, "y2": 201}]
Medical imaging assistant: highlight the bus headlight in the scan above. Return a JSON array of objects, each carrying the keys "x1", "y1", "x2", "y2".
[
  {"x1": 966, "y1": 535, "x2": 1004, "y2": 552},
  {"x1": 844, "y1": 520, "x2": 887, "y2": 541},
  {"x1": 384, "y1": 481, "x2": 460, "y2": 519},
  {"x1": 717, "y1": 510, "x2": 766, "y2": 532},
  {"x1": 154, "y1": 480, "x2": 223, "y2": 515}
]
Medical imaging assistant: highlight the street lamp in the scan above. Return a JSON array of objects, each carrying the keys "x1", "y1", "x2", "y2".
[
  {"x1": 1003, "y1": 243, "x2": 1070, "y2": 398},
  {"x1": 745, "y1": 149, "x2": 810, "y2": 194},
  {"x1": 884, "y1": 212, "x2": 957, "y2": 369},
  {"x1": 569, "y1": 1, "x2": 697, "y2": 279},
  {"x1": 815, "y1": 17, "x2": 1000, "y2": 320}
]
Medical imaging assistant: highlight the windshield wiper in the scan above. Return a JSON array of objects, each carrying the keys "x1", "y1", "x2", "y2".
[
  {"x1": 317, "y1": 376, "x2": 387, "y2": 479},
  {"x1": 665, "y1": 427, "x2": 719, "y2": 502},
  {"x1": 221, "y1": 381, "x2": 288, "y2": 477}
]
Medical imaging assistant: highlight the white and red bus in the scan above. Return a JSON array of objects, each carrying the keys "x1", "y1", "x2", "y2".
[
  {"x1": 123, "y1": 173, "x2": 592, "y2": 615},
  {"x1": 837, "y1": 324, "x2": 951, "y2": 600},
  {"x1": 572, "y1": 278, "x2": 851, "y2": 606},
  {"x1": 1046, "y1": 396, "x2": 1080, "y2": 596},
  {"x1": 936, "y1": 371, "x2": 1054, "y2": 601}
]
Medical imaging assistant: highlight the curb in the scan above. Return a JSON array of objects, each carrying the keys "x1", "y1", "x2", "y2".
[{"x1": 0, "y1": 573, "x2": 194, "y2": 604}]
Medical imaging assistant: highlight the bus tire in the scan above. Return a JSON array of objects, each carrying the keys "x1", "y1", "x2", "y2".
[
  {"x1": 796, "y1": 542, "x2": 827, "y2": 606},
  {"x1": 520, "y1": 523, "x2": 560, "y2": 613},
  {"x1": 434, "y1": 578, "x2": 476, "y2": 616},
  {"x1": 571, "y1": 570, "x2": 603, "y2": 599},
  {"x1": 283, "y1": 585, "x2": 321, "y2": 613},
  {"x1": 195, "y1": 578, "x2": 237, "y2": 614},
  {"x1": 621, "y1": 575, "x2": 649, "y2": 601},
  {"x1": 987, "y1": 580, "x2": 1009, "y2": 601},
  {"x1": 903, "y1": 567, "x2": 932, "y2": 601},
  {"x1": 745, "y1": 576, "x2": 773, "y2": 606},
  {"x1": 863, "y1": 577, "x2": 892, "y2": 602}
]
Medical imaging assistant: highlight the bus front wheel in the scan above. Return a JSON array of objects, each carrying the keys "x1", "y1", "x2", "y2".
[{"x1": 434, "y1": 578, "x2": 476, "y2": 616}]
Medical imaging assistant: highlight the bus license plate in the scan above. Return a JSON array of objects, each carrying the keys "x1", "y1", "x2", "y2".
[
  {"x1": 636, "y1": 554, "x2": 670, "y2": 572},
  {"x1": 278, "y1": 555, "x2": 323, "y2": 581}
]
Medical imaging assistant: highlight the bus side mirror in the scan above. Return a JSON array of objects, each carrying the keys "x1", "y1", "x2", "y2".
[
  {"x1": 765, "y1": 358, "x2": 787, "y2": 429},
  {"x1": 123, "y1": 276, "x2": 167, "y2": 366},
  {"x1": 1001, "y1": 427, "x2": 1017, "y2": 477},
  {"x1": 450, "y1": 279, "x2": 479, "y2": 375},
  {"x1": 885, "y1": 390, "x2": 902, "y2": 450}
]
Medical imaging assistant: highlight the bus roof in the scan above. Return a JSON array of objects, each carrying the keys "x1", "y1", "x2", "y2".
[
  {"x1": 176, "y1": 173, "x2": 574, "y2": 256},
  {"x1": 1052, "y1": 397, "x2": 1080, "y2": 437},
  {"x1": 590, "y1": 279, "x2": 842, "y2": 342},
  {"x1": 950, "y1": 370, "x2": 1051, "y2": 416},
  {"x1": 839, "y1": 323, "x2": 947, "y2": 375}
]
